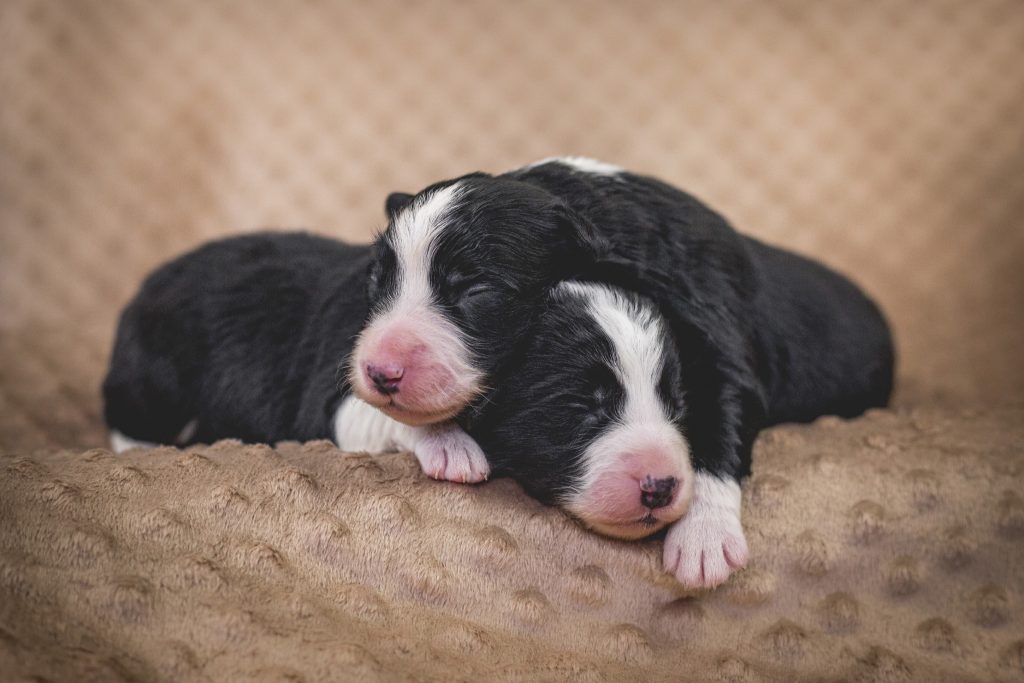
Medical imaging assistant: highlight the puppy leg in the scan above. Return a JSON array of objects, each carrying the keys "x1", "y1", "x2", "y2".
[
  {"x1": 663, "y1": 472, "x2": 748, "y2": 589},
  {"x1": 333, "y1": 397, "x2": 490, "y2": 483},
  {"x1": 412, "y1": 421, "x2": 491, "y2": 484}
]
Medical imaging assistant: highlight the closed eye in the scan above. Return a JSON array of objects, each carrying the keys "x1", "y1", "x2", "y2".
[
  {"x1": 443, "y1": 269, "x2": 486, "y2": 297},
  {"x1": 461, "y1": 282, "x2": 492, "y2": 300}
]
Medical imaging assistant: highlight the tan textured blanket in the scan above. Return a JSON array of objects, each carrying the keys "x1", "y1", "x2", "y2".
[
  {"x1": 2, "y1": 1, "x2": 1023, "y2": 681},
  {"x1": 3, "y1": 408, "x2": 1023, "y2": 681}
]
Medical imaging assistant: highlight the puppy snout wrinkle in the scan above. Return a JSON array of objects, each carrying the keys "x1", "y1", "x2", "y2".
[
  {"x1": 367, "y1": 364, "x2": 403, "y2": 395},
  {"x1": 640, "y1": 475, "x2": 677, "y2": 509}
]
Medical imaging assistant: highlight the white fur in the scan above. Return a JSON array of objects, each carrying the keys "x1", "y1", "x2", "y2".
[
  {"x1": 177, "y1": 419, "x2": 198, "y2": 444},
  {"x1": 333, "y1": 397, "x2": 490, "y2": 483},
  {"x1": 333, "y1": 395, "x2": 418, "y2": 453},
  {"x1": 524, "y1": 156, "x2": 624, "y2": 177},
  {"x1": 110, "y1": 430, "x2": 157, "y2": 453},
  {"x1": 412, "y1": 422, "x2": 491, "y2": 483},
  {"x1": 109, "y1": 418, "x2": 198, "y2": 453},
  {"x1": 575, "y1": 283, "x2": 669, "y2": 426},
  {"x1": 385, "y1": 182, "x2": 465, "y2": 317},
  {"x1": 663, "y1": 472, "x2": 748, "y2": 588},
  {"x1": 354, "y1": 182, "x2": 484, "y2": 407},
  {"x1": 559, "y1": 282, "x2": 689, "y2": 496}
]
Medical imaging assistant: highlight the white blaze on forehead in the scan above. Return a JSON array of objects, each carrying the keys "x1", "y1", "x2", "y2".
[
  {"x1": 559, "y1": 281, "x2": 670, "y2": 425},
  {"x1": 385, "y1": 182, "x2": 465, "y2": 312},
  {"x1": 355, "y1": 179, "x2": 483, "y2": 411},
  {"x1": 558, "y1": 281, "x2": 692, "y2": 524},
  {"x1": 523, "y1": 156, "x2": 624, "y2": 177}
]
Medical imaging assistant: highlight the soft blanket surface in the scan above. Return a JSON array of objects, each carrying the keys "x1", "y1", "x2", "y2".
[
  {"x1": 2, "y1": 408, "x2": 1023, "y2": 681},
  {"x1": 2, "y1": 0, "x2": 1023, "y2": 681}
]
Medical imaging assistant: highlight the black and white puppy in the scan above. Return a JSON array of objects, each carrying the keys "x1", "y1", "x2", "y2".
[
  {"x1": 350, "y1": 157, "x2": 894, "y2": 583},
  {"x1": 469, "y1": 280, "x2": 751, "y2": 587},
  {"x1": 103, "y1": 233, "x2": 720, "y2": 582}
]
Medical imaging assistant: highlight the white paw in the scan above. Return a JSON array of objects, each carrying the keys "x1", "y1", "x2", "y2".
[
  {"x1": 413, "y1": 423, "x2": 491, "y2": 484},
  {"x1": 663, "y1": 473, "x2": 748, "y2": 589}
]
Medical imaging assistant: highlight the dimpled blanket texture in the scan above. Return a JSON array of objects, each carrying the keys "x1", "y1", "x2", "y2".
[{"x1": 1, "y1": 1, "x2": 1023, "y2": 682}]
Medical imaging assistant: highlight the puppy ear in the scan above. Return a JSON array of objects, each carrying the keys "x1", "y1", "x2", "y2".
[{"x1": 385, "y1": 192, "x2": 415, "y2": 219}]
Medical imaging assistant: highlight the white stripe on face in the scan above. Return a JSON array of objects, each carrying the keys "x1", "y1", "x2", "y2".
[
  {"x1": 561, "y1": 281, "x2": 671, "y2": 427},
  {"x1": 559, "y1": 282, "x2": 693, "y2": 539},
  {"x1": 384, "y1": 182, "x2": 465, "y2": 316},
  {"x1": 350, "y1": 181, "x2": 484, "y2": 424}
]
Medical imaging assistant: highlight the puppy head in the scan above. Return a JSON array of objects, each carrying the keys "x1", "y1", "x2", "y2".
[
  {"x1": 473, "y1": 282, "x2": 694, "y2": 540},
  {"x1": 350, "y1": 174, "x2": 607, "y2": 425}
]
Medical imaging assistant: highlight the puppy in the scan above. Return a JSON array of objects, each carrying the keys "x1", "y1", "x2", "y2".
[
  {"x1": 470, "y1": 280, "x2": 748, "y2": 586},
  {"x1": 103, "y1": 234, "x2": 719, "y2": 583},
  {"x1": 351, "y1": 157, "x2": 894, "y2": 583}
]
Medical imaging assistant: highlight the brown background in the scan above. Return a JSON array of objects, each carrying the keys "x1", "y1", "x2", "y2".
[
  {"x1": 3, "y1": 0, "x2": 1024, "y2": 439},
  {"x1": 2, "y1": 1, "x2": 1023, "y2": 681}
]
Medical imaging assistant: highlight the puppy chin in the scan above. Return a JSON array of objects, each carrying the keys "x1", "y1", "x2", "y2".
[
  {"x1": 348, "y1": 367, "x2": 473, "y2": 427},
  {"x1": 570, "y1": 498, "x2": 690, "y2": 540},
  {"x1": 582, "y1": 517, "x2": 673, "y2": 540},
  {"x1": 377, "y1": 401, "x2": 461, "y2": 426},
  {"x1": 567, "y1": 478, "x2": 694, "y2": 541}
]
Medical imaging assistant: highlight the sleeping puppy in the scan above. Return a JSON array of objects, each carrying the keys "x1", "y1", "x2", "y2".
[
  {"x1": 351, "y1": 157, "x2": 894, "y2": 584},
  {"x1": 103, "y1": 234, "x2": 724, "y2": 584},
  {"x1": 468, "y1": 280, "x2": 749, "y2": 585}
]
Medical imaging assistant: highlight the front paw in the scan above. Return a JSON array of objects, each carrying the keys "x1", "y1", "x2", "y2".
[
  {"x1": 663, "y1": 473, "x2": 748, "y2": 589},
  {"x1": 413, "y1": 423, "x2": 491, "y2": 484}
]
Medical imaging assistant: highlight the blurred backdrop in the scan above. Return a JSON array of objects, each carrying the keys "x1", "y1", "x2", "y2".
[{"x1": 1, "y1": 0, "x2": 1022, "y2": 448}]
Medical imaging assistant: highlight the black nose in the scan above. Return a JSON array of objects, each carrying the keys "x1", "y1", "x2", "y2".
[
  {"x1": 367, "y1": 364, "x2": 402, "y2": 395},
  {"x1": 640, "y1": 476, "x2": 677, "y2": 509}
]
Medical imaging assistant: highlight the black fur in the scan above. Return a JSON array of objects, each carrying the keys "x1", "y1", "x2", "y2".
[
  {"x1": 369, "y1": 174, "x2": 606, "y2": 388},
  {"x1": 103, "y1": 233, "x2": 370, "y2": 444},
  {"x1": 375, "y1": 161, "x2": 894, "y2": 483},
  {"x1": 105, "y1": 160, "x2": 894, "y2": 507},
  {"x1": 470, "y1": 283, "x2": 686, "y2": 506},
  {"x1": 103, "y1": 233, "x2": 672, "y2": 513}
]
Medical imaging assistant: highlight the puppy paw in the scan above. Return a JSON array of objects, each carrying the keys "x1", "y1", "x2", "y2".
[
  {"x1": 413, "y1": 423, "x2": 491, "y2": 484},
  {"x1": 663, "y1": 473, "x2": 748, "y2": 589}
]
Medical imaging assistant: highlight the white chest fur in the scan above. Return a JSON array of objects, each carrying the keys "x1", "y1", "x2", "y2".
[{"x1": 332, "y1": 395, "x2": 418, "y2": 453}]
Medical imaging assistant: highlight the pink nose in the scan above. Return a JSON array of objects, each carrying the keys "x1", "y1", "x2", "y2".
[
  {"x1": 366, "y1": 363, "x2": 403, "y2": 395},
  {"x1": 639, "y1": 475, "x2": 677, "y2": 509}
]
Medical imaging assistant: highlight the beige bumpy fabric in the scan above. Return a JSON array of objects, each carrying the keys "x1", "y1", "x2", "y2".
[
  {"x1": 1, "y1": 1, "x2": 1022, "y2": 681},
  {"x1": 3, "y1": 410, "x2": 1023, "y2": 681}
]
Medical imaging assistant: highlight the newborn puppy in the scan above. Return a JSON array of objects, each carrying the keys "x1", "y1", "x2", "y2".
[
  {"x1": 344, "y1": 279, "x2": 707, "y2": 554},
  {"x1": 472, "y1": 281, "x2": 696, "y2": 541},
  {"x1": 104, "y1": 232, "x2": 481, "y2": 476},
  {"x1": 352, "y1": 157, "x2": 893, "y2": 586},
  {"x1": 353, "y1": 159, "x2": 894, "y2": 467},
  {"x1": 349, "y1": 178, "x2": 606, "y2": 480},
  {"x1": 470, "y1": 280, "x2": 748, "y2": 586},
  {"x1": 103, "y1": 233, "x2": 720, "y2": 584},
  {"x1": 350, "y1": 277, "x2": 743, "y2": 585}
]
